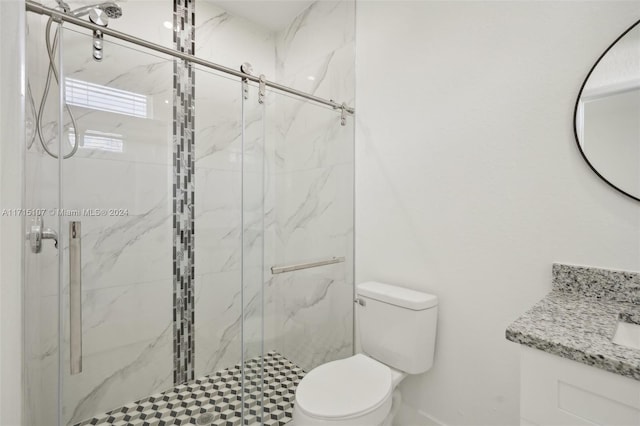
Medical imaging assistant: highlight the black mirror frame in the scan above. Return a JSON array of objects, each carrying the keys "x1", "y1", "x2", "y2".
[{"x1": 573, "y1": 18, "x2": 640, "y2": 203}]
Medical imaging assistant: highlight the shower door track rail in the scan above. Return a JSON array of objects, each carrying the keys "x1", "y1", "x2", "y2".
[{"x1": 25, "y1": 0, "x2": 355, "y2": 115}]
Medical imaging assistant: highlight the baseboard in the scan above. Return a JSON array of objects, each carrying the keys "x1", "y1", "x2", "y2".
[
  {"x1": 394, "y1": 404, "x2": 447, "y2": 426},
  {"x1": 421, "y1": 412, "x2": 447, "y2": 426}
]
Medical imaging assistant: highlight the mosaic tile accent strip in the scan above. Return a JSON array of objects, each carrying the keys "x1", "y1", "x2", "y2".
[
  {"x1": 552, "y1": 263, "x2": 640, "y2": 304},
  {"x1": 74, "y1": 351, "x2": 305, "y2": 426},
  {"x1": 172, "y1": 0, "x2": 196, "y2": 385}
]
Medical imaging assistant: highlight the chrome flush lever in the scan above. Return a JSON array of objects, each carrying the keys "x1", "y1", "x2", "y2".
[{"x1": 26, "y1": 215, "x2": 58, "y2": 253}]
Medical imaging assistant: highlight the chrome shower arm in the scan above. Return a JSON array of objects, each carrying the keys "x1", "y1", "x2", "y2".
[
  {"x1": 55, "y1": 0, "x2": 71, "y2": 13},
  {"x1": 69, "y1": 5, "x2": 95, "y2": 18}
]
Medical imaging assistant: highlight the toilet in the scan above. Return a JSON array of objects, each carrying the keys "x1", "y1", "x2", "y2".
[{"x1": 293, "y1": 281, "x2": 438, "y2": 426}]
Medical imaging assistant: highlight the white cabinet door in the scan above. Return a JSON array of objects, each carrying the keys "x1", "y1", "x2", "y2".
[{"x1": 520, "y1": 346, "x2": 640, "y2": 426}]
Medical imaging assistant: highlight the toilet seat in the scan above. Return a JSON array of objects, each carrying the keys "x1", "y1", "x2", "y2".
[{"x1": 295, "y1": 354, "x2": 393, "y2": 422}]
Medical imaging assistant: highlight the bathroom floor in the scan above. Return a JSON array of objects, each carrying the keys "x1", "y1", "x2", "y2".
[{"x1": 74, "y1": 351, "x2": 305, "y2": 426}]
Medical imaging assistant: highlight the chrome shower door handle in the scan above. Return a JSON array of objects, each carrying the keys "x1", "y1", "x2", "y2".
[{"x1": 69, "y1": 221, "x2": 82, "y2": 375}]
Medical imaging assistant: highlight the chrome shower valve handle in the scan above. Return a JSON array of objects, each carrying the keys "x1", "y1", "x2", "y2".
[
  {"x1": 26, "y1": 215, "x2": 58, "y2": 253},
  {"x1": 89, "y1": 8, "x2": 108, "y2": 61}
]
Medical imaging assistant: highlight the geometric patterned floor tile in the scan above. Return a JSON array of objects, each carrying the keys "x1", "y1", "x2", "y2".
[{"x1": 74, "y1": 351, "x2": 305, "y2": 426}]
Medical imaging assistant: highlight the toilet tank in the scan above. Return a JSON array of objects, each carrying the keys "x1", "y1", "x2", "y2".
[{"x1": 357, "y1": 281, "x2": 438, "y2": 375}]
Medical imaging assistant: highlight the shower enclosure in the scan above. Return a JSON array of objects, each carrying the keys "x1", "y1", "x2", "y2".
[{"x1": 22, "y1": 0, "x2": 355, "y2": 424}]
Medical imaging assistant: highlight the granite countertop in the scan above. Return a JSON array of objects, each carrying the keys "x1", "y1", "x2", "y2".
[{"x1": 506, "y1": 263, "x2": 640, "y2": 381}]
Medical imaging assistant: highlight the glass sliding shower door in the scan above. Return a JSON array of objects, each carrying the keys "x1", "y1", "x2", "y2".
[
  {"x1": 23, "y1": 6, "x2": 354, "y2": 426},
  {"x1": 241, "y1": 81, "x2": 266, "y2": 424},
  {"x1": 24, "y1": 21, "x2": 265, "y2": 425},
  {"x1": 24, "y1": 11, "x2": 63, "y2": 426},
  {"x1": 58, "y1": 27, "x2": 175, "y2": 424},
  {"x1": 235, "y1": 84, "x2": 356, "y2": 426},
  {"x1": 263, "y1": 89, "x2": 355, "y2": 374}
]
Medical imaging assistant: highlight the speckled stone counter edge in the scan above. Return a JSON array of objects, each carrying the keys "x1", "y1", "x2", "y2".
[
  {"x1": 507, "y1": 263, "x2": 640, "y2": 381},
  {"x1": 552, "y1": 263, "x2": 640, "y2": 304},
  {"x1": 506, "y1": 319, "x2": 640, "y2": 381}
]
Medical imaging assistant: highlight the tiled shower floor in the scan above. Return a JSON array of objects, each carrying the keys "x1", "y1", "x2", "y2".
[{"x1": 75, "y1": 351, "x2": 305, "y2": 426}]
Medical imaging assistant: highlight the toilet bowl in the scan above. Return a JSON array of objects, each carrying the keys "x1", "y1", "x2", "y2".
[
  {"x1": 293, "y1": 282, "x2": 438, "y2": 426},
  {"x1": 293, "y1": 354, "x2": 394, "y2": 425}
]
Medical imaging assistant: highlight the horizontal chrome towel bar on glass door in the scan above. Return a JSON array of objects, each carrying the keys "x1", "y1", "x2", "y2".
[{"x1": 271, "y1": 257, "x2": 345, "y2": 275}]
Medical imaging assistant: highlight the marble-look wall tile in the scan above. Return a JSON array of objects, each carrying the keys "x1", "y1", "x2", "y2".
[
  {"x1": 59, "y1": 213, "x2": 173, "y2": 290},
  {"x1": 276, "y1": 42, "x2": 355, "y2": 110},
  {"x1": 194, "y1": 167, "x2": 241, "y2": 276},
  {"x1": 62, "y1": 159, "x2": 172, "y2": 215},
  {"x1": 268, "y1": 88, "x2": 354, "y2": 173},
  {"x1": 195, "y1": 2, "x2": 275, "y2": 79},
  {"x1": 193, "y1": 76, "x2": 243, "y2": 171},
  {"x1": 276, "y1": 164, "x2": 353, "y2": 253},
  {"x1": 191, "y1": 8, "x2": 275, "y2": 389},
  {"x1": 24, "y1": 295, "x2": 58, "y2": 363},
  {"x1": 266, "y1": 266, "x2": 353, "y2": 371},
  {"x1": 25, "y1": 355, "x2": 58, "y2": 426},
  {"x1": 194, "y1": 271, "x2": 242, "y2": 377},
  {"x1": 63, "y1": 330, "x2": 174, "y2": 424},
  {"x1": 73, "y1": 280, "x2": 173, "y2": 357},
  {"x1": 276, "y1": 1, "x2": 355, "y2": 77}
]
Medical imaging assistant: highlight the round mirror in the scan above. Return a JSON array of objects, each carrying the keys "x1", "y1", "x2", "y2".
[{"x1": 574, "y1": 19, "x2": 640, "y2": 201}]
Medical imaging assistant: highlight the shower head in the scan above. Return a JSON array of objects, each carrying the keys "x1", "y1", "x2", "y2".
[
  {"x1": 71, "y1": 2, "x2": 123, "y2": 19},
  {"x1": 100, "y1": 3, "x2": 122, "y2": 19},
  {"x1": 66, "y1": 2, "x2": 123, "y2": 62}
]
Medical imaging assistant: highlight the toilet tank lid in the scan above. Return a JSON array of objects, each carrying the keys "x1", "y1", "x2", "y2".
[{"x1": 357, "y1": 281, "x2": 438, "y2": 310}]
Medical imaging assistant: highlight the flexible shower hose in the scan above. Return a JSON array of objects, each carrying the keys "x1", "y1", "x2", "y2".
[{"x1": 29, "y1": 16, "x2": 79, "y2": 159}]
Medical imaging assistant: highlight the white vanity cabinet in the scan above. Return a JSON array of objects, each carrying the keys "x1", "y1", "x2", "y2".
[{"x1": 519, "y1": 346, "x2": 640, "y2": 425}]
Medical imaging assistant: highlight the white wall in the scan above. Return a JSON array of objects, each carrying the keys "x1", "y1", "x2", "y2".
[
  {"x1": 0, "y1": 0, "x2": 25, "y2": 425},
  {"x1": 355, "y1": 2, "x2": 640, "y2": 425},
  {"x1": 586, "y1": 20, "x2": 640, "y2": 90}
]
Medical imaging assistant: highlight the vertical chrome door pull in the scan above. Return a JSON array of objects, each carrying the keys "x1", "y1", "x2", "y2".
[{"x1": 69, "y1": 221, "x2": 82, "y2": 375}]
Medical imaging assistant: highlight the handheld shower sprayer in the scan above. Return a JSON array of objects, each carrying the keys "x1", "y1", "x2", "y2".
[{"x1": 29, "y1": 1, "x2": 124, "y2": 159}]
